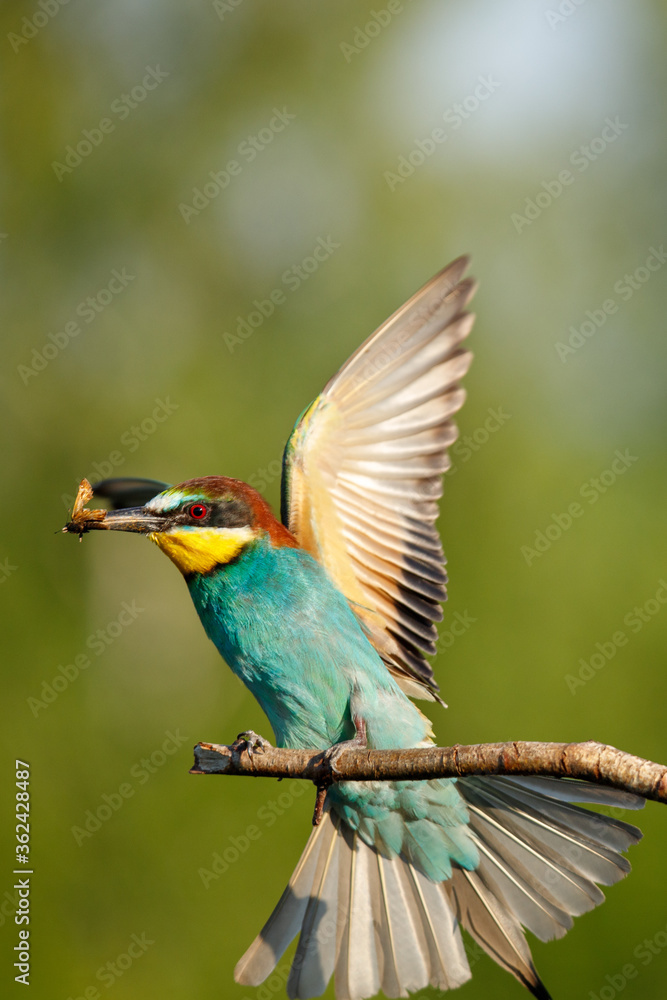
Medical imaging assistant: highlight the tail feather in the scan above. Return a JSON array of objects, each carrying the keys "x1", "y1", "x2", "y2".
[
  {"x1": 484, "y1": 776, "x2": 643, "y2": 853},
  {"x1": 446, "y1": 868, "x2": 552, "y2": 1000},
  {"x1": 335, "y1": 820, "x2": 382, "y2": 1000},
  {"x1": 404, "y1": 863, "x2": 470, "y2": 990},
  {"x1": 235, "y1": 777, "x2": 643, "y2": 1000},
  {"x1": 370, "y1": 853, "x2": 404, "y2": 997},
  {"x1": 233, "y1": 808, "x2": 336, "y2": 987},
  {"x1": 237, "y1": 803, "x2": 473, "y2": 1000},
  {"x1": 468, "y1": 827, "x2": 575, "y2": 941},
  {"x1": 500, "y1": 774, "x2": 645, "y2": 810},
  {"x1": 287, "y1": 812, "x2": 341, "y2": 999},
  {"x1": 461, "y1": 776, "x2": 641, "y2": 886},
  {"x1": 376, "y1": 852, "x2": 431, "y2": 995},
  {"x1": 466, "y1": 798, "x2": 608, "y2": 916}
]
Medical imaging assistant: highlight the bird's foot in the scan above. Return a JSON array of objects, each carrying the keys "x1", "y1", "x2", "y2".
[
  {"x1": 230, "y1": 730, "x2": 272, "y2": 758},
  {"x1": 323, "y1": 715, "x2": 367, "y2": 776}
]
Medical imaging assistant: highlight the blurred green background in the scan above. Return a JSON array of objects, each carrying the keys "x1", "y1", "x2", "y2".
[{"x1": 1, "y1": 1, "x2": 666, "y2": 998}]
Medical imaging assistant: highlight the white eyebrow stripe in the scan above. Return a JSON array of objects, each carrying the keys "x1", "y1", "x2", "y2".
[{"x1": 146, "y1": 490, "x2": 192, "y2": 512}]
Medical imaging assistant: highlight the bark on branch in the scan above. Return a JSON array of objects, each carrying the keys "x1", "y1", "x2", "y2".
[{"x1": 190, "y1": 739, "x2": 667, "y2": 804}]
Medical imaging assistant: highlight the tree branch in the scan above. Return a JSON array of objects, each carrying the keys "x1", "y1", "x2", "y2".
[{"x1": 190, "y1": 739, "x2": 667, "y2": 804}]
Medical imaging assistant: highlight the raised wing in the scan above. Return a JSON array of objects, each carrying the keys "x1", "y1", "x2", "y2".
[{"x1": 281, "y1": 257, "x2": 476, "y2": 701}]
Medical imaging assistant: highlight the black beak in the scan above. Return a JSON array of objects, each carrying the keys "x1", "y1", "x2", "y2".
[
  {"x1": 97, "y1": 507, "x2": 167, "y2": 533},
  {"x1": 63, "y1": 506, "x2": 166, "y2": 535}
]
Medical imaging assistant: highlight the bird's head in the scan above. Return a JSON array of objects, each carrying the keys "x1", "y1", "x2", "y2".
[{"x1": 77, "y1": 476, "x2": 297, "y2": 576}]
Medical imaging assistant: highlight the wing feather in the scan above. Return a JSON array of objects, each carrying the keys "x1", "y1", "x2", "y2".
[{"x1": 281, "y1": 258, "x2": 475, "y2": 698}]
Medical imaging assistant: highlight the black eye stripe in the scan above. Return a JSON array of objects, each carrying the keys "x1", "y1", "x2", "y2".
[
  {"x1": 176, "y1": 498, "x2": 251, "y2": 528},
  {"x1": 210, "y1": 498, "x2": 252, "y2": 528}
]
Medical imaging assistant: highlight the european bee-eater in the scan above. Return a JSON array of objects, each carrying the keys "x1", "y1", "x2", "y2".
[{"x1": 65, "y1": 257, "x2": 643, "y2": 1000}]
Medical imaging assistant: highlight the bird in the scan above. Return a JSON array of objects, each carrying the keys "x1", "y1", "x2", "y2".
[{"x1": 64, "y1": 256, "x2": 643, "y2": 1000}]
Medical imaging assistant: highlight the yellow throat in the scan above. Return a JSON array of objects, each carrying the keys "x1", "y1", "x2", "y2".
[{"x1": 149, "y1": 526, "x2": 255, "y2": 575}]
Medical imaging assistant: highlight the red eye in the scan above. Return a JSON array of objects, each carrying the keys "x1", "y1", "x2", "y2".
[{"x1": 189, "y1": 504, "x2": 207, "y2": 519}]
